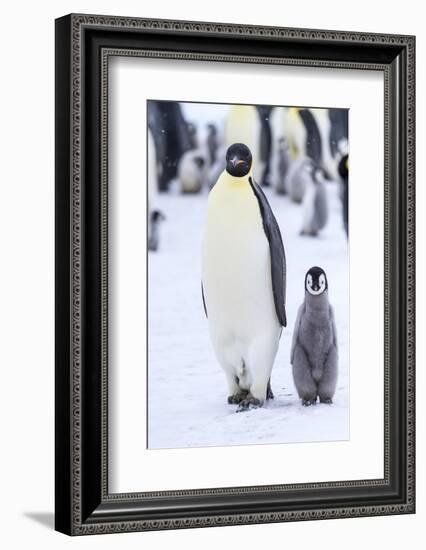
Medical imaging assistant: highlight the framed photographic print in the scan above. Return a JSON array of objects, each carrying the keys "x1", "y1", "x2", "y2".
[{"x1": 55, "y1": 14, "x2": 415, "y2": 535}]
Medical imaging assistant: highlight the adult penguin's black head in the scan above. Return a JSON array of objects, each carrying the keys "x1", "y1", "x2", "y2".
[
  {"x1": 225, "y1": 143, "x2": 252, "y2": 177},
  {"x1": 305, "y1": 266, "x2": 328, "y2": 296}
]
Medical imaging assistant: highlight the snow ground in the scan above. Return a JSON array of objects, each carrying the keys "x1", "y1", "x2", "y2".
[{"x1": 148, "y1": 181, "x2": 349, "y2": 449}]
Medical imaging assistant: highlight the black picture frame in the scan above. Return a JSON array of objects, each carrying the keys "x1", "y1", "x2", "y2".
[{"x1": 55, "y1": 13, "x2": 415, "y2": 536}]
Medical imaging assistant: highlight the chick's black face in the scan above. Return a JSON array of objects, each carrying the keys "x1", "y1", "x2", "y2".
[
  {"x1": 225, "y1": 143, "x2": 252, "y2": 177},
  {"x1": 305, "y1": 266, "x2": 328, "y2": 296}
]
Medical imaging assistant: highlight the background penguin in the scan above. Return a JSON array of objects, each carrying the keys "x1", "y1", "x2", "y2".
[
  {"x1": 300, "y1": 166, "x2": 329, "y2": 236},
  {"x1": 269, "y1": 106, "x2": 287, "y2": 190},
  {"x1": 310, "y1": 108, "x2": 335, "y2": 180},
  {"x1": 147, "y1": 128, "x2": 158, "y2": 207},
  {"x1": 224, "y1": 105, "x2": 263, "y2": 183},
  {"x1": 147, "y1": 129, "x2": 165, "y2": 251},
  {"x1": 178, "y1": 149, "x2": 208, "y2": 193},
  {"x1": 202, "y1": 143, "x2": 287, "y2": 411},
  {"x1": 274, "y1": 137, "x2": 292, "y2": 194},
  {"x1": 287, "y1": 157, "x2": 313, "y2": 203},
  {"x1": 311, "y1": 108, "x2": 349, "y2": 181},
  {"x1": 274, "y1": 106, "x2": 347, "y2": 182},
  {"x1": 206, "y1": 123, "x2": 219, "y2": 166},
  {"x1": 329, "y1": 108, "x2": 349, "y2": 159},
  {"x1": 257, "y1": 105, "x2": 273, "y2": 187},
  {"x1": 338, "y1": 153, "x2": 349, "y2": 237},
  {"x1": 270, "y1": 107, "x2": 323, "y2": 193},
  {"x1": 186, "y1": 121, "x2": 199, "y2": 150},
  {"x1": 269, "y1": 106, "x2": 304, "y2": 191},
  {"x1": 284, "y1": 107, "x2": 307, "y2": 160},
  {"x1": 290, "y1": 267, "x2": 338, "y2": 405},
  {"x1": 297, "y1": 108, "x2": 323, "y2": 167},
  {"x1": 147, "y1": 100, "x2": 194, "y2": 191},
  {"x1": 207, "y1": 145, "x2": 226, "y2": 190},
  {"x1": 148, "y1": 210, "x2": 166, "y2": 251}
]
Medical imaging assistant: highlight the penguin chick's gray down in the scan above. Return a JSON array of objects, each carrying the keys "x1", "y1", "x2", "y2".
[
  {"x1": 287, "y1": 157, "x2": 312, "y2": 203},
  {"x1": 300, "y1": 167, "x2": 329, "y2": 236},
  {"x1": 148, "y1": 210, "x2": 165, "y2": 252},
  {"x1": 274, "y1": 137, "x2": 292, "y2": 194},
  {"x1": 178, "y1": 149, "x2": 207, "y2": 193},
  {"x1": 290, "y1": 267, "x2": 338, "y2": 405}
]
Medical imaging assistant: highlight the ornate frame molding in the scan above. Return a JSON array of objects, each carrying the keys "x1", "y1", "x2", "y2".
[{"x1": 55, "y1": 14, "x2": 415, "y2": 536}]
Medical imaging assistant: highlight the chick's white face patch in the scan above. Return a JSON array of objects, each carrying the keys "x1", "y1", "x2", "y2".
[{"x1": 306, "y1": 273, "x2": 327, "y2": 295}]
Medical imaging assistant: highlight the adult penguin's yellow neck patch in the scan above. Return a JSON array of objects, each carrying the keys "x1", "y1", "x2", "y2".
[
  {"x1": 219, "y1": 169, "x2": 253, "y2": 189},
  {"x1": 207, "y1": 169, "x2": 260, "y2": 231},
  {"x1": 288, "y1": 107, "x2": 301, "y2": 116}
]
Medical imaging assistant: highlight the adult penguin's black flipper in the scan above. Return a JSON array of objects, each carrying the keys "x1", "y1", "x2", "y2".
[
  {"x1": 201, "y1": 282, "x2": 208, "y2": 318},
  {"x1": 248, "y1": 177, "x2": 287, "y2": 327}
]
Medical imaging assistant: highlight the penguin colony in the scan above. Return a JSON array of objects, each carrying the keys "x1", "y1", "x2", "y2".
[
  {"x1": 148, "y1": 101, "x2": 348, "y2": 219},
  {"x1": 148, "y1": 100, "x2": 348, "y2": 411}
]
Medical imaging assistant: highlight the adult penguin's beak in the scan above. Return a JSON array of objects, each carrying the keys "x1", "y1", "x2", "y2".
[{"x1": 230, "y1": 156, "x2": 245, "y2": 167}]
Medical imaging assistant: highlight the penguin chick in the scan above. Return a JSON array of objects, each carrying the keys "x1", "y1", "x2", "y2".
[
  {"x1": 274, "y1": 137, "x2": 292, "y2": 194},
  {"x1": 300, "y1": 167, "x2": 329, "y2": 236},
  {"x1": 186, "y1": 121, "x2": 199, "y2": 150},
  {"x1": 178, "y1": 149, "x2": 208, "y2": 193},
  {"x1": 290, "y1": 267, "x2": 338, "y2": 405},
  {"x1": 287, "y1": 157, "x2": 312, "y2": 203},
  {"x1": 147, "y1": 128, "x2": 163, "y2": 251},
  {"x1": 148, "y1": 210, "x2": 166, "y2": 252},
  {"x1": 202, "y1": 143, "x2": 287, "y2": 412}
]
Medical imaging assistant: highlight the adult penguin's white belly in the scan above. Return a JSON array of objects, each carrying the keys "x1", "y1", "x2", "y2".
[{"x1": 202, "y1": 171, "x2": 280, "y2": 379}]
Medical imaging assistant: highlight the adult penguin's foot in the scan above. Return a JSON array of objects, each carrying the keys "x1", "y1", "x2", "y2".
[
  {"x1": 236, "y1": 394, "x2": 263, "y2": 412},
  {"x1": 227, "y1": 391, "x2": 249, "y2": 405}
]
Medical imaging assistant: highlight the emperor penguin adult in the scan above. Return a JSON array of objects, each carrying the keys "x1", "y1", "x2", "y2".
[
  {"x1": 338, "y1": 153, "x2": 349, "y2": 237},
  {"x1": 329, "y1": 108, "x2": 349, "y2": 159},
  {"x1": 202, "y1": 143, "x2": 287, "y2": 411},
  {"x1": 291, "y1": 267, "x2": 338, "y2": 405},
  {"x1": 284, "y1": 107, "x2": 307, "y2": 160},
  {"x1": 147, "y1": 100, "x2": 193, "y2": 191},
  {"x1": 147, "y1": 128, "x2": 165, "y2": 252}
]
